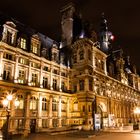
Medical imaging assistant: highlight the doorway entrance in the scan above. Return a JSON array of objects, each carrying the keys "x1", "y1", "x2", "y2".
[{"x1": 30, "y1": 119, "x2": 36, "y2": 133}]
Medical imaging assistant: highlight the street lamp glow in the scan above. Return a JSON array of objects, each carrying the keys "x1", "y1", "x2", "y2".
[
  {"x1": 2, "y1": 99, "x2": 8, "y2": 107},
  {"x1": 7, "y1": 94, "x2": 13, "y2": 101}
]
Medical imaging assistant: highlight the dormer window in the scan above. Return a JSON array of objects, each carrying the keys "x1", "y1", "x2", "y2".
[
  {"x1": 20, "y1": 38, "x2": 26, "y2": 49},
  {"x1": 31, "y1": 34, "x2": 40, "y2": 55},
  {"x1": 7, "y1": 31, "x2": 12, "y2": 45},
  {"x1": 2, "y1": 21, "x2": 18, "y2": 46},
  {"x1": 31, "y1": 42, "x2": 38, "y2": 54}
]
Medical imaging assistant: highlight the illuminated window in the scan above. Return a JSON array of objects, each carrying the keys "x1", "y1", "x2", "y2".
[
  {"x1": 42, "y1": 98, "x2": 47, "y2": 110},
  {"x1": 31, "y1": 62, "x2": 40, "y2": 69},
  {"x1": 18, "y1": 70, "x2": 25, "y2": 84},
  {"x1": 30, "y1": 97, "x2": 37, "y2": 110},
  {"x1": 74, "y1": 101, "x2": 78, "y2": 111},
  {"x1": 79, "y1": 80, "x2": 84, "y2": 91},
  {"x1": 17, "y1": 95, "x2": 24, "y2": 109},
  {"x1": 19, "y1": 57, "x2": 28, "y2": 65},
  {"x1": 31, "y1": 42, "x2": 39, "y2": 54},
  {"x1": 15, "y1": 119, "x2": 24, "y2": 130},
  {"x1": 20, "y1": 38, "x2": 26, "y2": 49}
]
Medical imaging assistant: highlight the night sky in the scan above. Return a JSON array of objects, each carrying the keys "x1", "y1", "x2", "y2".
[{"x1": 1, "y1": 0, "x2": 140, "y2": 71}]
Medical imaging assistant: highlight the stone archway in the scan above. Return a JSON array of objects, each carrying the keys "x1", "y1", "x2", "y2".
[{"x1": 96, "y1": 102, "x2": 107, "y2": 129}]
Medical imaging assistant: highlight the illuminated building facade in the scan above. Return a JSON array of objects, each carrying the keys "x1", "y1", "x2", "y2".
[{"x1": 0, "y1": 3, "x2": 140, "y2": 135}]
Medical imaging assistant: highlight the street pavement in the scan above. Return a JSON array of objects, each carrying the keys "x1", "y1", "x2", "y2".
[{"x1": 11, "y1": 130, "x2": 140, "y2": 140}]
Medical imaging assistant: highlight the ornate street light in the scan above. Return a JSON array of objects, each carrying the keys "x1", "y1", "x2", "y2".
[{"x1": 2, "y1": 94, "x2": 19, "y2": 140}]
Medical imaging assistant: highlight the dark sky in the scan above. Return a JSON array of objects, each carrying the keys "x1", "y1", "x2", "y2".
[{"x1": 1, "y1": 0, "x2": 140, "y2": 70}]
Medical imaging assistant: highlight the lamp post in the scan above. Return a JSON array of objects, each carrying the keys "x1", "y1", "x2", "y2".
[{"x1": 2, "y1": 94, "x2": 19, "y2": 140}]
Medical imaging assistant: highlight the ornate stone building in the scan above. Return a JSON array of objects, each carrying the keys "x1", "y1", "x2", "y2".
[{"x1": 0, "y1": 3, "x2": 140, "y2": 135}]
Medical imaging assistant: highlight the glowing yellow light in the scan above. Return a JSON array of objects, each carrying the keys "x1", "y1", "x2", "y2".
[
  {"x1": 14, "y1": 100, "x2": 20, "y2": 107},
  {"x1": 7, "y1": 94, "x2": 13, "y2": 101},
  {"x1": 3, "y1": 99, "x2": 8, "y2": 107},
  {"x1": 134, "y1": 107, "x2": 140, "y2": 114}
]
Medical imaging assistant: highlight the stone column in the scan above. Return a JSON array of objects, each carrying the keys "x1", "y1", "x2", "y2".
[
  {"x1": 66, "y1": 98, "x2": 70, "y2": 125},
  {"x1": 24, "y1": 93, "x2": 30, "y2": 136},
  {"x1": 48, "y1": 96, "x2": 52, "y2": 128},
  {"x1": 104, "y1": 59, "x2": 107, "y2": 75},
  {"x1": 14, "y1": 54, "x2": 19, "y2": 83},
  {"x1": 38, "y1": 95, "x2": 42, "y2": 128},
  {"x1": 0, "y1": 49, "x2": 4, "y2": 80},
  {"x1": 9, "y1": 98, "x2": 16, "y2": 133},
  {"x1": 59, "y1": 67, "x2": 62, "y2": 92},
  {"x1": 50, "y1": 66, "x2": 53, "y2": 90},
  {"x1": 28, "y1": 60, "x2": 32, "y2": 86},
  {"x1": 40, "y1": 62, "x2": 43, "y2": 88},
  {"x1": 58, "y1": 96, "x2": 62, "y2": 127},
  {"x1": 92, "y1": 53, "x2": 95, "y2": 69},
  {"x1": 67, "y1": 68, "x2": 70, "y2": 91}
]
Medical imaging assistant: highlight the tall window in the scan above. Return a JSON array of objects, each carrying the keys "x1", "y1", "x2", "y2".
[
  {"x1": 42, "y1": 119, "x2": 48, "y2": 128},
  {"x1": 79, "y1": 50, "x2": 84, "y2": 60},
  {"x1": 31, "y1": 42, "x2": 38, "y2": 54},
  {"x1": 79, "y1": 80, "x2": 84, "y2": 91},
  {"x1": 53, "y1": 79, "x2": 57, "y2": 90},
  {"x1": 18, "y1": 70, "x2": 25, "y2": 84},
  {"x1": 32, "y1": 73, "x2": 38, "y2": 85},
  {"x1": 52, "y1": 99, "x2": 57, "y2": 111},
  {"x1": 42, "y1": 98, "x2": 47, "y2": 110},
  {"x1": 61, "y1": 81, "x2": 65, "y2": 91},
  {"x1": 30, "y1": 97, "x2": 37, "y2": 110},
  {"x1": 17, "y1": 95, "x2": 24, "y2": 109},
  {"x1": 3, "y1": 66, "x2": 11, "y2": 80},
  {"x1": 61, "y1": 100, "x2": 66, "y2": 112},
  {"x1": 43, "y1": 77, "x2": 48, "y2": 88},
  {"x1": 52, "y1": 53, "x2": 58, "y2": 62},
  {"x1": 7, "y1": 31, "x2": 12, "y2": 45},
  {"x1": 20, "y1": 38, "x2": 26, "y2": 49}
]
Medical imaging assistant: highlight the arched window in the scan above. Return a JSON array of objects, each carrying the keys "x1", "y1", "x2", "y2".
[
  {"x1": 30, "y1": 96, "x2": 37, "y2": 110},
  {"x1": 17, "y1": 95, "x2": 24, "y2": 109},
  {"x1": 42, "y1": 98, "x2": 47, "y2": 110}
]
